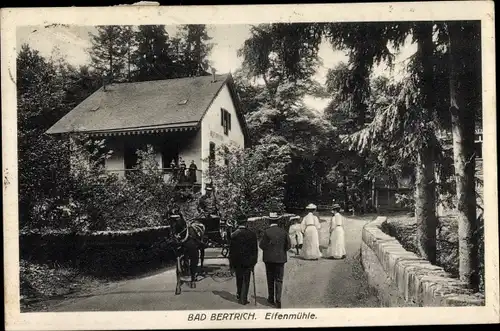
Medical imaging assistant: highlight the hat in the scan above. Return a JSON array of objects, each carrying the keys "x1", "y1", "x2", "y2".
[
  {"x1": 205, "y1": 186, "x2": 213, "y2": 191},
  {"x1": 332, "y1": 203, "x2": 341, "y2": 210},
  {"x1": 305, "y1": 203, "x2": 317, "y2": 210},
  {"x1": 269, "y1": 212, "x2": 279, "y2": 219}
]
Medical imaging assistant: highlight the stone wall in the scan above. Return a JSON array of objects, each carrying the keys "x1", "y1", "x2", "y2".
[{"x1": 361, "y1": 216, "x2": 485, "y2": 307}]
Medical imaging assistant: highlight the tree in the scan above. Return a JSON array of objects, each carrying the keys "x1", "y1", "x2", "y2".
[
  {"x1": 177, "y1": 25, "x2": 213, "y2": 76},
  {"x1": 132, "y1": 25, "x2": 174, "y2": 81},
  {"x1": 447, "y1": 21, "x2": 481, "y2": 290},
  {"x1": 208, "y1": 142, "x2": 291, "y2": 222},
  {"x1": 88, "y1": 26, "x2": 129, "y2": 82},
  {"x1": 122, "y1": 26, "x2": 136, "y2": 81},
  {"x1": 17, "y1": 45, "x2": 71, "y2": 230}
]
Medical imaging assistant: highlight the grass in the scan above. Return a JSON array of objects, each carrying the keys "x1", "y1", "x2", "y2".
[{"x1": 20, "y1": 259, "x2": 110, "y2": 312}]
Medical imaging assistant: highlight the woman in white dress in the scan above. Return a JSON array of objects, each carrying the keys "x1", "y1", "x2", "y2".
[
  {"x1": 288, "y1": 216, "x2": 303, "y2": 255},
  {"x1": 300, "y1": 203, "x2": 322, "y2": 260},
  {"x1": 325, "y1": 204, "x2": 347, "y2": 259}
]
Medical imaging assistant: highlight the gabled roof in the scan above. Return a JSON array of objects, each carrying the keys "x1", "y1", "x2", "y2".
[{"x1": 46, "y1": 74, "x2": 248, "y2": 139}]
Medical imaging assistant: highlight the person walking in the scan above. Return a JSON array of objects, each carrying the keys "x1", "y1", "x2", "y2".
[
  {"x1": 259, "y1": 212, "x2": 291, "y2": 309},
  {"x1": 325, "y1": 204, "x2": 347, "y2": 259},
  {"x1": 300, "y1": 203, "x2": 322, "y2": 260},
  {"x1": 288, "y1": 216, "x2": 303, "y2": 255},
  {"x1": 229, "y1": 215, "x2": 258, "y2": 305}
]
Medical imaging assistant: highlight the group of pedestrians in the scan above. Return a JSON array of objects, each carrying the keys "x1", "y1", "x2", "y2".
[
  {"x1": 228, "y1": 204, "x2": 347, "y2": 308},
  {"x1": 289, "y1": 203, "x2": 347, "y2": 260}
]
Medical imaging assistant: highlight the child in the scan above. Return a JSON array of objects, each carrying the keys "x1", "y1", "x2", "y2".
[{"x1": 288, "y1": 216, "x2": 303, "y2": 255}]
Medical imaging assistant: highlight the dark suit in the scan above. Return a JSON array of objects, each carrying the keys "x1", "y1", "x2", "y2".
[
  {"x1": 259, "y1": 223, "x2": 291, "y2": 305},
  {"x1": 229, "y1": 225, "x2": 258, "y2": 304}
]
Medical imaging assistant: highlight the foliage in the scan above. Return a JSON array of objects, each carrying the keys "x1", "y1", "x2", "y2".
[
  {"x1": 17, "y1": 45, "x2": 83, "y2": 231},
  {"x1": 208, "y1": 143, "x2": 291, "y2": 222},
  {"x1": 177, "y1": 24, "x2": 214, "y2": 76},
  {"x1": 88, "y1": 26, "x2": 129, "y2": 82},
  {"x1": 63, "y1": 139, "x2": 175, "y2": 231},
  {"x1": 132, "y1": 25, "x2": 175, "y2": 81}
]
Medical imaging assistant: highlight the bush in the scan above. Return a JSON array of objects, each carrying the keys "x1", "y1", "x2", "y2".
[
  {"x1": 55, "y1": 138, "x2": 176, "y2": 232},
  {"x1": 208, "y1": 143, "x2": 291, "y2": 222}
]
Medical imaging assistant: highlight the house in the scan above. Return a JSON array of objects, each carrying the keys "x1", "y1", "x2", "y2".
[
  {"x1": 46, "y1": 73, "x2": 250, "y2": 193},
  {"x1": 371, "y1": 175, "x2": 413, "y2": 212}
]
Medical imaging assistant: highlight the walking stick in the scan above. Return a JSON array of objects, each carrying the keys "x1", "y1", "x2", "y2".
[{"x1": 252, "y1": 267, "x2": 257, "y2": 306}]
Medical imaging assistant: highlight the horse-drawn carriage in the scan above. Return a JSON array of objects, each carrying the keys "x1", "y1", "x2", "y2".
[{"x1": 167, "y1": 211, "x2": 235, "y2": 295}]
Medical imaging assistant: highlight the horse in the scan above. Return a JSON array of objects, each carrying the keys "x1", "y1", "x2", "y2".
[{"x1": 168, "y1": 213, "x2": 206, "y2": 294}]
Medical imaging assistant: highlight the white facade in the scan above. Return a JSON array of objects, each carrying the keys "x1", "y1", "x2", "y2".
[
  {"x1": 200, "y1": 84, "x2": 246, "y2": 192},
  {"x1": 101, "y1": 82, "x2": 246, "y2": 192}
]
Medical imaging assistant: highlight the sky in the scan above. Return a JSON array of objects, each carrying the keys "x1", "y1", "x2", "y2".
[{"x1": 16, "y1": 24, "x2": 416, "y2": 113}]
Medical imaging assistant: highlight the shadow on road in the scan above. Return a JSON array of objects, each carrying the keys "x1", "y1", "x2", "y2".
[
  {"x1": 212, "y1": 290, "x2": 274, "y2": 307},
  {"x1": 212, "y1": 290, "x2": 239, "y2": 304},
  {"x1": 253, "y1": 295, "x2": 275, "y2": 307}
]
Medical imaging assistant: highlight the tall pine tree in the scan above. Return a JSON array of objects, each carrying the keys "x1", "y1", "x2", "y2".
[
  {"x1": 132, "y1": 25, "x2": 174, "y2": 81},
  {"x1": 178, "y1": 25, "x2": 214, "y2": 76},
  {"x1": 88, "y1": 25, "x2": 129, "y2": 83}
]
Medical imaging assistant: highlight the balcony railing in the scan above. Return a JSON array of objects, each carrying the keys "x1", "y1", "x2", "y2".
[{"x1": 106, "y1": 168, "x2": 203, "y2": 187}]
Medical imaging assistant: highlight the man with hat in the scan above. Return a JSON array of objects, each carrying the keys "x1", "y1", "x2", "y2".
[
  {"x1": 259, "y1": 212, "x2": 291, "y2": 308},
  {"x1": 197, "y1": 185, "x2": 219, "y2": 218},
  {"x1": 229, "y1": 215, "x2": 258, "y2": 305}
]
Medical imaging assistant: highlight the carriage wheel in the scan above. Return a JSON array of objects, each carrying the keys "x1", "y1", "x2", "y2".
[{"x1": 221, "y1": 246, "x2": 229, "y2": 258}]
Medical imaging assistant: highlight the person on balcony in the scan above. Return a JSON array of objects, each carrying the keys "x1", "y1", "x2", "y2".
[
  {"x1": 178, "y1": 160, "x2": 187, "y2": 183},
  {"x1": 188, "y1": 160, "x2": 198, "y2": 184}
]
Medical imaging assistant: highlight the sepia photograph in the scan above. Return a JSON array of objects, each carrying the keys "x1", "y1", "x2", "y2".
[{"x1": 2, "y1": 2, "x2": 498, "y2": 330}]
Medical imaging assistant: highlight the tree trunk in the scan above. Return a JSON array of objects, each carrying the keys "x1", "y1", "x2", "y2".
[
  {"x1": 413, "y1": 23, "x2": 438, "y2": 264},
  {"x1": 448, "y1": 21, "x2": 480, "y2": 291},
  {"x1": 415, "y1": 146, "x2": 438, "y2": 263},
  {"x1": 343, "y1": 174, "x2": 349, "y2": 212}
]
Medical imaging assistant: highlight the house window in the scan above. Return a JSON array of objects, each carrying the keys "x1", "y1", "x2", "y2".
[
  {"x1": 124, "y1": 144, "x2": 138, "y2": 172},
  {"x1": 475, "y1": 133, "x2": 483, "y2": 159},
  {"x1": 475, "y1": 141, "x2": 483, "y2": 159},
  {"x1": 222, "y1": 145, "x2": 230, "y2": 166},
  {"x1": 221, "y1": 108, "x2": 231, "y2": 136},
  {"x1": 209, "y1": 142, "x2": 216, "y2": 166}
]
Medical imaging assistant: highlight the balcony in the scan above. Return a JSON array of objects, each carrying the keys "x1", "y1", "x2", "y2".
[{"x1": 106, "y1": 168, "x2": 203, "y2": 189}]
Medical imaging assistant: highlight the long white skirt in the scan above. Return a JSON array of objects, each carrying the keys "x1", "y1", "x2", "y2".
[
  {"x1": 325, "y1": 226, "x2": 346, "y2": 259},
  {"x1": 301, "y1": 226, "x2": 322, "y2": 260}
]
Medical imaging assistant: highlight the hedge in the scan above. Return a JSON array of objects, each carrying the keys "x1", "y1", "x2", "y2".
[
  {"x1": 20, "y1": 214, "x2": 300, "y2": 278},
  {"x1": 20, "y1": 226, "x2": 175, "y2": 278},
  {"x1": 247, "y1": 213, "x2": 298, "y2": 239}
]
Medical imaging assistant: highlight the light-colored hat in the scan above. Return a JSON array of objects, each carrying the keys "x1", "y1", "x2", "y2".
[
  {"x1": 269, "y1": 212, "x2": 279, "y2": 219},
  {"x1": 332, "y1": 203, "x2": 341, "y2": 210},
  {"x1": 205, "y1": 186, "x2": 213, "y2": 191},
  {"x1": 305, "y1": 203, "x2": 317, "y2": 210}
]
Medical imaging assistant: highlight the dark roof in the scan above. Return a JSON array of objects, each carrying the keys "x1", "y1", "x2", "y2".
[{"x1": 46, "y1": 74, "x2": 239, "y2": 135}]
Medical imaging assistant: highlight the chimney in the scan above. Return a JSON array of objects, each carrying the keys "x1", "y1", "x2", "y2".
[{"x1": 211, "y1": 67, "x2": 216, "y2": 82}]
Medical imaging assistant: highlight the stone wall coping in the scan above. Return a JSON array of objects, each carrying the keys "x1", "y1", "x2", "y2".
[{"x1": 362, "y1": 216, "x2": 485, "y2": 306}]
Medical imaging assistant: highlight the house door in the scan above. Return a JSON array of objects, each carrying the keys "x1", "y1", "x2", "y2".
[{"x1": 162, "y1": 143, "x2": 179, "y2": 168}]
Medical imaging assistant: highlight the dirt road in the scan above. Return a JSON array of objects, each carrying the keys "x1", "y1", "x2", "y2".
[{"x1": 52, "y1": 215, "x2": 379, "y2": 311}]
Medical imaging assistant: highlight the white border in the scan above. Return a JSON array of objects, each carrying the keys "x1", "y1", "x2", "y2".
[{"x1": 2, "y1": 2, "x2": 498, "y2": 329}]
